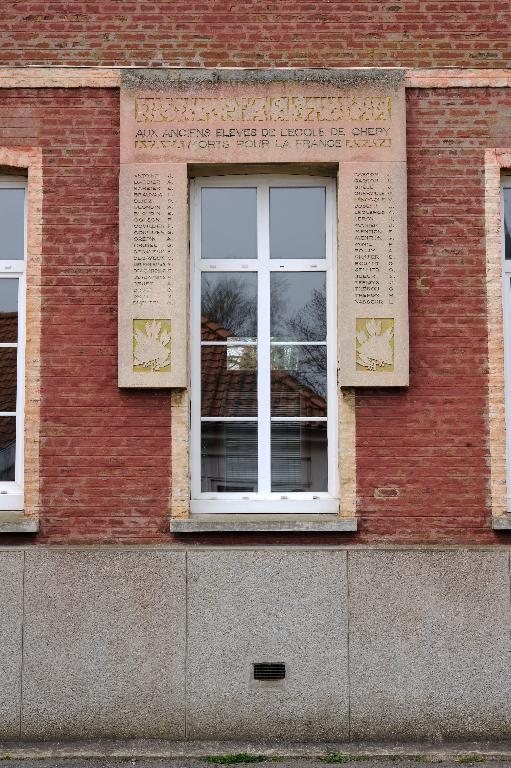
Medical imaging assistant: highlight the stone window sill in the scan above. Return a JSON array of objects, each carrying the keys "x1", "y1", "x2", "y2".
[
  {"x1": 0, "y1": 513, "x2": 39, "y2": 533},
  {"x1": 492, "y1": 514, "x2": 511, "y2": 530},
  {"x1": 169, "y1": 514, "x2": 357, "y2": 533}
]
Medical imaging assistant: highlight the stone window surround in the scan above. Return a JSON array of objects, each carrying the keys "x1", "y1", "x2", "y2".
[
  {"x1": 486, "y1": 150, "x2": 511, "y2": 530},
  {"x1": 0, "y1": 148, "x2": 42, "y2": 534},
  {"x1": 169, "y1": 166, "x2": 357, "y2": 532}
]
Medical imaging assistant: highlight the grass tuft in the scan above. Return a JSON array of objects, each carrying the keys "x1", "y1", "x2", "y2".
[{"x1": 205, "y1": 755, "x2": 265, "y2": 765}]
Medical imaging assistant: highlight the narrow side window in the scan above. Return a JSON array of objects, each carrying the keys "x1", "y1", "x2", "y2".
[{"x1": 0, "y1": 177, "x2": 26, "y2": 509}]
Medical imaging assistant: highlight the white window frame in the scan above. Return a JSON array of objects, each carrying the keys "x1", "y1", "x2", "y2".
[
  {"x1": 190, "y1": 174, "x2": 338, "y2": 515},
  {"x1": 0, "y1": 177, "x2": 26, "y2": 511},
  {"x1": 502, "y1": 177, "x2": 511, "y2": 511}
]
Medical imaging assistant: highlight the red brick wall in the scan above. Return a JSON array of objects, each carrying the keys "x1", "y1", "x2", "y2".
[
  {"x1": 1, "y1": 2, "x2": 511, "y2": 68},
  {"x1": 0, "y1": 88, "x2": 174, "y2": 544},
  {"x1": 358, "y1": 86, "x2": 507, "y2": 544},
  {"x1": 0, "y1": 85, "x2": 508, "y2": 544}
]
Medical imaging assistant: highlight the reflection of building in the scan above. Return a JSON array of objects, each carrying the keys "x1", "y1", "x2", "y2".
[
  {"x1": 0, "y1": 312, "x2": 17, "y2": 480},
  {"x1": 201, "y1": 316, "x2": 326, "y2": 417},
  {"x1": 201, "y1": 316, "x2": 327, "y2": 492}
]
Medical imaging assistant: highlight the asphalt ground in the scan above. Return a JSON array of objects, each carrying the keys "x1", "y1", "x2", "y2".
[{"x1": 0, "y1": 758, "x2": 509, "y2": 768}]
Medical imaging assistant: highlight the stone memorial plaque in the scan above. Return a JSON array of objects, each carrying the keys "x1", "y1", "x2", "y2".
[
  {"x1": 120, "y1": 69, "x2": 406, "y2": 166},
  {"x1": 338, "y1": 162, "x2": 409, "y2": 386},
  {"x1": 118, "y1": 162, "x2": 188, "y2": 387},
  {"x1": 119, "y1": 69, "x2": 408, "y2": 388}
]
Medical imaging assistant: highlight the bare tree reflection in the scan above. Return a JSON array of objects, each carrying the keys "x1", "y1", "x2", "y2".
[
  {"x1": 271, "y1": 277, "x2": 327, "y2": 417},
  {"x1": 201, "y1": 274, "x2": 257, "y2": 339},
  {"x1": 201, "y1": 274, "x2": 327, "y2": 418},
  {"x1": 270, "y1": 274, "x2": 326, "y2": 341}
]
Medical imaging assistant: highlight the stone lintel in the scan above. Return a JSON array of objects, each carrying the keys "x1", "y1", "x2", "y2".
[
  {"x1": 1, "y1": 67, "x2": 511, "y2": 91},
  {"x1": 169, "y1": 514, "x2": 358, "y2": 533}
]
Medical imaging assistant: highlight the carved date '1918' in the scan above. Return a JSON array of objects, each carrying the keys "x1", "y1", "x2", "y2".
[{"x1": 134, "y1": 95, "x2": 392, "y2": 124}]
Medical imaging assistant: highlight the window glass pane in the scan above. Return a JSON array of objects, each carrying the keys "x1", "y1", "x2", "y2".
[
  {"x1": 0, "y1": 416, "x2": 15, "y2": 481},
  {"x1": 271, "y1": 421, "x2": 328, "y2": 492},
  {"x1": 201, "y1": 272, "x2": 257, "y2": 340},
  {"x1": 0, "y1": 348, "x2": 17, "y2": 413},
  {"x1": 201, "y1": 188, "x2": 257, "y2": 259},
  {"x1": 271, "y1": 272, "x2": 326, "y2": 341},
  {"x1": 0, "y1": 279, "x2": 18, "y2": 343},
  {"x1": 505, "y1": 188, "x2": 511, "y2": 260},
  {"x1": 0, "y1": 189, "x2": 25, "y2": 260},
  {"x1": 201, "y1": 345, "x2": 257, "y2": 417},
  {"x1": 270, "y1": 187, "x2": 325, "y2": 259},
  {"x1": 201, "y1": 422, "x2": 258, "y2": 492},
  {"x1": 271, "y1": 345, "x2": 326, "y2": 417}
]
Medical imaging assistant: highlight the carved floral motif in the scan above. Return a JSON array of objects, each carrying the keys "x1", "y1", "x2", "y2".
[
  {"x1": 356, "y1": 318, "x2": 394, "y2": 372},
  {"x1": 133, "y1": 319, "x2": 172, "y2": 372}
]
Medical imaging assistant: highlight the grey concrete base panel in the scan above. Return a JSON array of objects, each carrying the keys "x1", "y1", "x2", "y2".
[
  {"x1": 348, "y1": 550, "x2": 511, "y2": 740},
  {"x1": 21, "y1": 550, "x2": 186, "y2": 739},
  {"x1": 186, "y1": 550, "x2": 349, "y2": 740},
  {"x1": 0, "y1": 551, "x2": 23, "y2": 738},
  {"x1": 2, "y1": 546, "x2": 511, "y2": 741}
]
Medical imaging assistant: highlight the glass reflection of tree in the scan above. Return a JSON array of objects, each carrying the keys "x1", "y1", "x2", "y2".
[
  {"x1": 202, "y1": 275, "x2": 256, "y2": 339},
  {"x1": 272, "y1": 279, "x2": 327, "y2": 417},
  {"x1": 201, "y1": 275, "x2": 327, "y2": 418},
  {"x1": 201, "y1": 276, "x2": 257, "y2": 418}
]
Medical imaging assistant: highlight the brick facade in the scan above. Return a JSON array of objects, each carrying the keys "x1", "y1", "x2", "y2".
[
  {"x1": 0, "y1": 84, "x2": 507, "y2": 544},
  {"x1": 1, "y1": 2, "x2": 511, "y2": 69}
]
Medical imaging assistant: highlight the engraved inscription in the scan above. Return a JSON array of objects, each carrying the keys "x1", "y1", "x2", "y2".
[
  {"x1": 132, "y1": 171, "x2": 175, "y2": 306},
  {"x1": 119, "y1": 161, "x2": 188, "y2": 387},
  {"x1": 133, "y1": 319, "x2": 172, "y2": 373},
  {"x1": 354, "y1": 170, "x2": 396, "y2": 306},
  {"x1": 134, "y1": 125, "x2": 392, "y2": 154},
  {"x1": 356, "y1": 318, "x2": 394, "y2": 372},
  {"x1": 135, "y1": 95, "x2": 392, "y2": 124}
]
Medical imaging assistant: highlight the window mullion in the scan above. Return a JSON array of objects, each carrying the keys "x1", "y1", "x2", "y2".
[{"x1": 257, "y1": 183, "x2": 271, "y2": 496}]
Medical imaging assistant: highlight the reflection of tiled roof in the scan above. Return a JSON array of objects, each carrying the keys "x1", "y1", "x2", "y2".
[
  {"x1": 0, "y1": 312, "x2": 17, "y2": 477},
  {"x1": 0, "y1": 313, "x2": 17, "y2": 414},
  {"x1": 0, "y1": 415, "x2": 15, "y2": 451},
  {"x1": 202, "y1": 344, "x2": 257, "y2": 417},
  {"x1": 271, "y1": 369, "x2": 326, "y2": 418},
  {"x1": 201, "y1": 317, "x2": 232, "y2": 342},
  {"x1": 0, "y1": 312, "x2": 17, "y2": 345},
  {"x1": 201, "y1": 316, "x2": 326, "y2": 418}
]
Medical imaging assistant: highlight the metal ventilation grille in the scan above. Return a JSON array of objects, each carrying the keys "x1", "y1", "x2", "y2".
[{"x1": 253, "y1": 662, "x2": 286, "y2": 681}]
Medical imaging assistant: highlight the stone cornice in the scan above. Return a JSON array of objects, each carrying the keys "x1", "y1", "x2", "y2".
[{"x1": 1, "y1": 67, "x2": 511, "y2": 89}]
